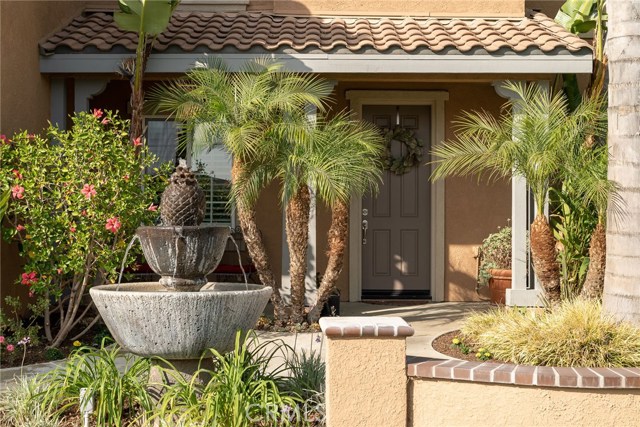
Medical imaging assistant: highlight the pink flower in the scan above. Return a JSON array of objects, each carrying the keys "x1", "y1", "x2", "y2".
[
  {"x1": 105, "y1": 217, "x2": 121, "y2": 233},
  {"x1": 0, "y1": 134, "x2": 8, "y2": 144},
  {"x1": 69, "y1": 225, "x2": 76, "y2": 233},
  {"x1": 21, "y1": 272, "x2": 38, "y2": 286},
  {"x1": 28, "y1": 291, "x2": 34, "y2": 298},
  {"x1": 11, "y1": 185, "x2": 24, "y2": 199},
  {"x1": 12, "y1": 169, "x2": 22, "y2": 179},
  {"x1": 101, "y1": 118, "x2": 110, "y2": 125},
  {"x1": 6, "y1": 344, "x2": 14, "y2": 352},
  {"x1": 81, "y1": 210, "x2": 87, "y2": 216},
  {"x1": 92, "y1": 108, "x2": 103, "y2": 119},
  {"x1": 0, "y1": 336, "x2": 4, "y2": 344},
  {"x1": 148, "y1": 204, "x2": 158, "y2": 212},
  {"x1": 27, "y1": 134, "x2": 35, "y2": 140},
  {"x1": 123, "y1": 174, "x2": 130, "y2": 181},
  {"x1": 81, "y1": 184, "x2": 97, "y2": 199},
  {"x1": 16, "y1": 224, "x2": 25, "y2": 231},
  {"x1": 132, "y1": 137, "x2": 142, "y2": 147}
]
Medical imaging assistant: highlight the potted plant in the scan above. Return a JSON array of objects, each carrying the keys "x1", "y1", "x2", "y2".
[{"x1": 478, "y1": 226, "x2": 512, "y2": 304}]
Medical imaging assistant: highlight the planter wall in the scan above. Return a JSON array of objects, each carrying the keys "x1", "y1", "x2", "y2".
[{"x1": 320, "y1": 316, "x2": 640, "y2": 427}]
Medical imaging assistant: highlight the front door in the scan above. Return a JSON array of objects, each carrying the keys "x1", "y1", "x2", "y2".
[{"x1": 361, "y1": 105, "x2": 431, "y2": 299}]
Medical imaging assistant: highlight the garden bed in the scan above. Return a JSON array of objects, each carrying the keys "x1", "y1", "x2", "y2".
[
  {"x1": 0, "y1": 327, "x2": 112, "y2": 369},
  {"x1": 431, "y1": 330, "x2": 498, "y2": 363}
]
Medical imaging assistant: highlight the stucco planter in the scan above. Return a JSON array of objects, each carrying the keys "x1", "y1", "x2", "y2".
[
  {"x1": 488, "y1": 268, "x2": 512, "y2": 305},
  {"x1": 136, "y1": 225, "x2": 230, "y2": 291},
  {"x1": 90, "y1": 282, "x2": 272, "y2": 358}
]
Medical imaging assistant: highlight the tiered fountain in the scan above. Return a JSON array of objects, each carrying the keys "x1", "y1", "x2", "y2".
[{"x1": 90, "y1": 161, "x2": 271, "y2": 375}]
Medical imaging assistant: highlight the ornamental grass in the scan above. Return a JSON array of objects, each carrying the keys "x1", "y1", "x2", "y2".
[{"x1": 461, "y1": 299, "x2": 640, "y2": 368}]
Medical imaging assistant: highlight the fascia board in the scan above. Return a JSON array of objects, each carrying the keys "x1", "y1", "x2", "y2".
[{"x1": 40, "y1": 52, "x2": 593, "y2": 74}]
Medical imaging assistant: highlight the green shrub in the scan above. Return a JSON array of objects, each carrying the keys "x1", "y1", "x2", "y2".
[
  {"x1": 44, "y1": 347, "x2": 65, "y2": 362},
  {"x1": 461, "y1": 299, "x2": 640, "y2": 367},
  {"x1": 1, "y1": 110, "x2": 170, "y2": 347},
  {"x1": 151, "y1": 332, "x2": 301, "y2": 427},
  {"x1": 283, "y1": 350, "x2": 325, "y2": 402},
  {"x1": 477, "y1": 226, "x2": 512, "y2": 286},
  {"x1": 0, "y1": 376, "x2": 60, "y2": 427},
  {"x1": 39, "y1": 344, "x2": 152, "y2": 427}
]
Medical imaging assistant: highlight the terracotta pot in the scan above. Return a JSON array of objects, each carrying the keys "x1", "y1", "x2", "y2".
[{"x1": 488, "y1": 269, "x2": 512, "y2": 304}]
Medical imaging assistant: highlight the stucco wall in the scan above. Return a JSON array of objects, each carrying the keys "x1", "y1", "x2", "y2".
[
  {"x1": 409, "y1": 378, "x2": 640, "y2": 427},
  {"x1": 0, "y1": 1, "x2": 101, "y2": 134},
  {"x1": 263, "y1": 0, "x2": 524, "y2": 17},
  {"x1": 442, "y1": 84, "x2": 511, "y2": 301},
  {"x1": 326, "y1": 337, "x2": 407, "y2": 427}
]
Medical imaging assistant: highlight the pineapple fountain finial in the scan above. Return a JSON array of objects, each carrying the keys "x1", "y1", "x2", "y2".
[{"x1": 160, "y1": 159, "x2": 205, "y2": 227}]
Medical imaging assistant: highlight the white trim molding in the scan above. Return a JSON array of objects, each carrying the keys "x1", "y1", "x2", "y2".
[
  {"x1": 346, "y1": 90, "x2": 448, "y2": 302},
  {"x1": 493, "y1": 80, "x2": 544, "y2": 307},
  {"x1": 41, "y1": 52, "x2": 593, "y2": 75}
]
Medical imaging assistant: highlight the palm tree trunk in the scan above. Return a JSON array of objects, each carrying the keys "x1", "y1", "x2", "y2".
[
  {"x1": 231, "y1": 162, "x2": 285, "y2": 322},
  {"x1": 286, "y1": 184, "x2": 311, "y2": 324},
  {"x1": 581, "y1": 222, "x2": 606, "y2": 299},
  {"x1": 530, "y1": 214, "x2": 561, "y2": 304},
  {"x1": 307, "y1": 200, "x2": 348, "y2": 323},
  {"x1": 603, "y1": 0, "x2": 640, "y2": 326},
  {"x1": 130, "y1": 37, "x2": 153, "y2": 144}
]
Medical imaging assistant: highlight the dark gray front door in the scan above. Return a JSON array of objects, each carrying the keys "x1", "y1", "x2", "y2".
[{"x1": 361, "y1": 105, "x2": 431, "y2": 299}]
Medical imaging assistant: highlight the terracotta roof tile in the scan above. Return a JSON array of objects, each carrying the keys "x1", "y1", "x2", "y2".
[{"x1": 40, "y1": 10, "x2": 590, "y2": 56}]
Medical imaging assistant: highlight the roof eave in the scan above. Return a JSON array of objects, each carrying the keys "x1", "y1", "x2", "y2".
[{"x1": 40, "y1": 51, "x2": 593, "y2": 75}]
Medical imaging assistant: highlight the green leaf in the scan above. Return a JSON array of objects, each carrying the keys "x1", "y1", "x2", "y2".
[
  {"x1": 113, "y1": 10, "x2": 141, "y2": 33},
  {"x1": 114, "y1": 0, "x2": 176, "y2": 36}
]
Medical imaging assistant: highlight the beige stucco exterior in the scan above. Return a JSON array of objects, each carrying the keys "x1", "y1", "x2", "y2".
[
  {"x1": 409, "y1": 379, "x2": 640, "y2": 427},
  {"x1": 267, "y1": 0, "x2": 524, "y2": 17},
  {"x1": 325, "y1": 337, "x2": 408, "y2": 427}
]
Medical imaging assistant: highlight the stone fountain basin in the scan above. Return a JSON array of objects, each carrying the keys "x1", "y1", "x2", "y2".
[
  {"x1": 90, "y1": 282, "x2": 272, "y2": 359},
  {"x1": 136, "y1": 225, "x2": 230, "y2": 291}
]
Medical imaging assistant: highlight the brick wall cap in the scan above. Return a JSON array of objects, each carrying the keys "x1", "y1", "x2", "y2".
[
  {"x1": 320, "y1": 316, "x2": 414, "y2": 338},
  {"x1": 407, "y1": 358, "x2": 640, "y2": 389}
]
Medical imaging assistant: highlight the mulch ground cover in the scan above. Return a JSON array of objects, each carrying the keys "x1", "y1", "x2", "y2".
[{"x1": 431, "y1": 329, "x2": 499, "y2": 363}]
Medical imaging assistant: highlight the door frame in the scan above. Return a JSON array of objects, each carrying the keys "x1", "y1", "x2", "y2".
[{"x1": 346, "y1": 90, "x2": 448, "y2": 302}]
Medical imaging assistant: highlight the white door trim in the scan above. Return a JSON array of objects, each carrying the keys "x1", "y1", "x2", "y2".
[{"x1": 346, "y1": 90, "x2": 448, "y2": 302}]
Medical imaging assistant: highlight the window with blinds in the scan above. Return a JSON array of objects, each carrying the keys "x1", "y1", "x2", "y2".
[{"x1": 196, "y1": 174, "x2": 234, "y2": 226}]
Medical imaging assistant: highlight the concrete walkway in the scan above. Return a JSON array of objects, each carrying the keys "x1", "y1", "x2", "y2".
[
  {"x1": 257, "y1": 301, "x2": 489, "y2": 360},
  {"x1": 0, "y1": 301, "x2": 489, "y2": 390}
]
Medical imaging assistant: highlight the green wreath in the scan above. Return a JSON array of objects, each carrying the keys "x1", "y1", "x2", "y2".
[{"x1": 382, "y1": 127, "x2": 423, "y2": 175}]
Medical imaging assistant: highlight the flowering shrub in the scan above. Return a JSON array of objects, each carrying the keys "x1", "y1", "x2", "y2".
[{"x1": 0, "y1": 110, "x2": 170, "y2": 347}]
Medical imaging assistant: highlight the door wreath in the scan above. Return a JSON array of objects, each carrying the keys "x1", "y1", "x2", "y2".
[{"x1": 382, "y1": 127, "x2": 423, "y2": 175}]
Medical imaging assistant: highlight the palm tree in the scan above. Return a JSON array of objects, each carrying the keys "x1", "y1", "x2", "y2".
[
  {"x1": 305, "y1": 115, "x2": 384, "y2": 323},
  {"x1": 431, "y1": 82, "x2": 603, "y2": 305},
  {"x1": 234, "y1": 112, "x2": 384, "y2": 323},
  {"x1": 560, "y1": 142, "x2": 621, "y2": 299},
  {"x1": 148, "y1": 59, "x2": 333, "y2": 322},
  {"x1": 603, "y1": 0, "x2": 640, "y2": 325}
]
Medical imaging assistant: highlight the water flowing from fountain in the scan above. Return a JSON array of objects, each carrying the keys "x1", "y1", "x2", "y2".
[
  {"x1": 116, "y1": 235, "x2": 140, "y2": 291},
  {"x1": 228, "y1": 230, "x2": 249, "y2": 290}
]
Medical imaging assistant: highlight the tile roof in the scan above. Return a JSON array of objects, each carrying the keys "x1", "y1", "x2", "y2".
[{"x1": 40, "y1": 11, "x2": 590, "y2": 56}]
